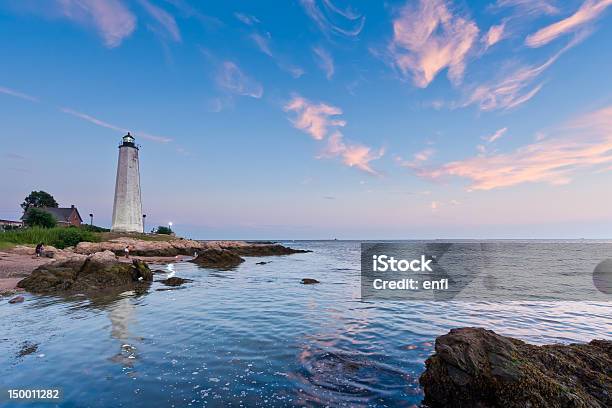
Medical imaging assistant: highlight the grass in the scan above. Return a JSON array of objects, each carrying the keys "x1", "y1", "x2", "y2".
[
  {"x1": 0, "y1": 241, "x2": 16, "y2": 250},
  {"x1": 0, "y1": 227, "x2": 178, "y2": 250},
  {"x1": 0, "y1": 226, "x2": 102, "y2": 249}
]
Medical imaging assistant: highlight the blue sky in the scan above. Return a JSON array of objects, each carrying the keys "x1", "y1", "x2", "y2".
[{"x1": 1, "y1": 0, "x2": 612, "y2": 239}]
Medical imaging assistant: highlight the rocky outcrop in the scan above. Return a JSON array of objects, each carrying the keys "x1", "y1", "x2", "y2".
[
  {"x1": 419, "y1": 327, "x2": 612, "y2": 408},
  {"x1": 17, "y1": 251, "x2": 152, "y2": 294},
  {"x1": 75, "y1": 238, "x2": 311, "y2": 258},
  {"x1": 190, "y1": 249, "x2": 245, "y2": 269},
  {"x1": 158, "y1": 277, "x2": 192, "y2": 286},
  {"x1": 225, "y1": 244, "x2": 311, "y2": 257},
  {"x1": 75, "y1": 239, "x2": 204, "y2": 257}
]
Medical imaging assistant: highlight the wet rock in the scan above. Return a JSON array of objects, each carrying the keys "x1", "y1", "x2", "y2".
[
  {"x1": 8, "y1": 295, "x2": 25, "y2": 304},
  {"x1": 419, "y1": 327, "x2": 612, "y2": 408},
  {"x1": 158, "y1": 277, "x2": 193, "y2": 286},
  {"x1": 301, "y1": 278, "x2": 320, "y2": 284},
  {"x1": 17, "y1": 342, "x2": 38, "y2": 358},
  {"x1": 227, "y1": 244, "x2": 311, "y2": 257},
  {"x1": 17, "y1": 251, "x2": 152, "y2": 294},
  {"x1": 190, "y1": 249, "x2": 245, "y2": 269}
]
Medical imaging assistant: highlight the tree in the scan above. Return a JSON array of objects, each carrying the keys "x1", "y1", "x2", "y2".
[
  {"x1": 21, "y1": 191, "x2": 58, "y2": 211},
  {"x1": 23, "y1": 208, "x2": 57, "y2": 228},
  {"x1": 156, "y1": 226, "x2": 173, "y2": 235}
]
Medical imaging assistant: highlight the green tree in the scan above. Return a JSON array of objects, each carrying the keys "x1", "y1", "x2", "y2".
[
  {"x1": 23, "y1": 208, "x2": 57, "y2": 228},
  {"x1": 156, "y1": 226, "x2": 173, "y2": 235},
  {"x1": 21, "y1": 191, "x2": 58, "y2": 211}
]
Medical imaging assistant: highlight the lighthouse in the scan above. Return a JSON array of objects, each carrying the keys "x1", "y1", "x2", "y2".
[{"x1": 111, "y1": 132, "x2": 144, "y2": 232}]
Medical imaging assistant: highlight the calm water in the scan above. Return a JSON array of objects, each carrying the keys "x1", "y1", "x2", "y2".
[{"x1": 1, "y1": 241, "x2": 610, "y2": 407}]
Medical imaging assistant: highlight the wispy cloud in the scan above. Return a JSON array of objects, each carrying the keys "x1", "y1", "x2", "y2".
[
  {"x1": 0, "y1": 85, "x2": 39, "y2": 102},
  {"x1": 483, "y1": 23, "x2": 506, "y2": 48},
  {"x1": 419, "y1": 105, "x2": 612, "y2": 190},
  {"x1": 299, "y1": 0, "x2": 365, "y2": 38},
  {"x1": 462, "y1": 36, "x2": 581, "y2": 111},
  {"x1": 5, "y1": 153, "x2": 27, "y2": 160},
  {"x1": 483, "y1": 127, "x2": 508, "y2": 143},
  {"x1": 284, "y1": 95, "x2": 384, "y2": 174},
  {"x1": 248, "y1": 31, "x2": 304, "y2": 78},
  {"x1": 57, "y1": 0, "x2": 137, "y2": 48},
  {"x1": 492, "y1": 0, "x2": 559, "y2": 16},
  {"x1": 397, "y1": 148, "x2": 436, "y2": 169},
  {"x1": 216, "y1": 61, "x2": 263, "y2": 98},
  {"x1": 251, "y1": 33, "x2": 273, "y2": 57},
  {"x1": 234, "y1": 12, "x2": 260, "y2": 26},
  {"x1": 284, "y1": 96, "x2": 345, "y2": 140},
  {"x1": 526, "y1": 0, "x2": 612, "y2": 47},
  {"x1": 312, "y1": 46, "x2": 335, "y2": 80},
  {"x1": 138, "y1": 0, "x2": 181, "y2": 42},
  {"x1": 60, "y1": 107, "x2": 172, "y2": 143},
  {"x1": 388, "y1": 0, "x2": 479, "y2": 88}
]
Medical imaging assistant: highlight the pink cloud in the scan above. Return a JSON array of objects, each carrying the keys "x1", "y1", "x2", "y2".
[
  {"x1": 526, "y1": 0, "x2": 612, "y2": 47},
  {"x1": 463, "y1": 38, "x2": 577, "y2": 111},
  {"x1": 389, "y1": 0, "x2": 479, "y2": 88},
  {"x1": 284, "y1": 96, "x2": 346, "y2": 140},
  {"x1": 57, "y1": 0, "x2": 136, "y2": 48},
  {"x1": 285, "y1": 95, "x2": 384, "y2": 174},
  {"x1": 60, "y1": 107, "x2": 172, "y2": 143},
  {"x1": 483, "y1": 23, "x2": 506, "y2": 48},
  {"x1": 483, "y1": 127, "x2": 508, "y2": 143},
  {"x1": 138, "y1": 0, "x2": 181, "y2": 42},
  {"x1": 493, "y1": 0, "x2": 559, "y2": 16},
  {"x1": 312, "y1": 46, "x2": 335, "y2": 80},
  {"x1": 419, "y1": 105, "x2": 612, "y2": 190},
  {"x1": 398, "y1": 148, "x2": 436, "y2": 168},
  {"x1": 320, "y1": 133, "x2": 385, "y2": 175}
]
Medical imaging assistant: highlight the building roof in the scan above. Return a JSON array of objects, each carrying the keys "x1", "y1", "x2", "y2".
[{"x1": 21, "y1": 206, "x2": 83, "y2": 223}]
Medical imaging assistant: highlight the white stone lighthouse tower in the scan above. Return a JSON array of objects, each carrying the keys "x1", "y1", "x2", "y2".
[{"x1": 111, "y1": 132, "x2": 144, "y2": 232}]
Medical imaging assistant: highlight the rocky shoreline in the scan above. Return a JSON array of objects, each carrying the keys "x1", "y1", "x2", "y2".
[
  {"x1": 420, "y1": 327, "x2": 611, "y2": 408},
  {"x1": 0, "y1": 238, "x2": 311, "y2": 295}
]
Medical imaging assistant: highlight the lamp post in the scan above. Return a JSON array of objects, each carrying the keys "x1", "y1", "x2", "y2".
[
  {"x1": 89, "y1": 213, "x2": 93, "y2": 226},
  {"x1": 142, "y1": 214, "x2": 146, "y2": 233}
]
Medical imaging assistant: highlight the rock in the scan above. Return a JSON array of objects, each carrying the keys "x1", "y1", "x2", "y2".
[
  {"x1": 419, "y1": 327, "x2": 612, "y2": 408},
  {"x1": 17, "y1": 342, "x2": 38, "y2": 358},
  {"x1": 8, "y1": 295, "x2": 25, "y2": 304},
  {"x1": 74, "y1": 238, "x2": 311, "y2": 259},
  {"x1": 17, "y1": 251, "x2": 152, "y2": 294},
  {"x1": 256, "y1": 261, "x2": 269, "y2": 265},
  {"x1": 227, "y1": 244, "x2": 311, "y2": 257},
  {"x1": 158, "y1": 277, "x2": 192, "y2": 286},
  {"x1": 190, "y1": 249, "x2": 245, "y2": 269},
  {"x1": 301, "y1": 278, "x2": 320, "y2": 284}
]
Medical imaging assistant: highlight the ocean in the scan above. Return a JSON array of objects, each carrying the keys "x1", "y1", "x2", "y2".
[{"x1": 1, "y1": 240, "x2": 610, "y2": 407}]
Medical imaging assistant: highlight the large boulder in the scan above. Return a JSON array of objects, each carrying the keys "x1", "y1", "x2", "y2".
[
  {"x1": 17, "y1": 251, "x2": 152, "y2": 293},
  {"x1": 419, "y1": 327, "x2": 612, "y2": 408},
  {"x1": 190, "y1": 249, "x2": 245, "y2": 269}
]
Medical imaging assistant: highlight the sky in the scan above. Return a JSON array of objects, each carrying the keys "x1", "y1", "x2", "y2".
[{"x1": 1, "y1": 0, "x2": 612, "y2": 240}]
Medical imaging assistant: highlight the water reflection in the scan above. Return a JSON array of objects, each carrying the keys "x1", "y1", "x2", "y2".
[{"x1": 108, "y1": 295, "x2": 139, "y2": 370}]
